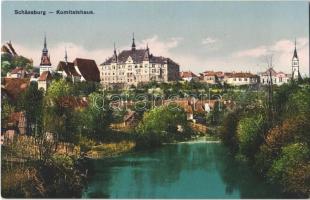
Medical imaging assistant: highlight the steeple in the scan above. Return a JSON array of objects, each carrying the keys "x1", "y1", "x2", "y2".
[
  {"x1": 131, "y1": 33, "x2": 136, "y2": 50},
  {"x1": 43, "y1": 33, "x2": 48, "y2": 53},
  {"x1": 64, "y1": 47, "x2": 68, "y2": 63},
  {"x1": 146, "y1": 43, "x2": 149, "y2": 52},
  {"x1": 112, "y1": 42, "x2": 118, "y2": 62},
  {"x1": 292, "y1": 38, "x2": 300, "y2": 80},
  {"x1": 293, "y1": 38, "x2": 298, "y2": 59}
]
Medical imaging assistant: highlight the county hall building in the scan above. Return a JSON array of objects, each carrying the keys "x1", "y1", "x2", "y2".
[{"x1": 100, "y1": 35, "x2": 180, "y2": 88}]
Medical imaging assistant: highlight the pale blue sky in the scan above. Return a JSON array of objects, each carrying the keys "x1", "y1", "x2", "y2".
[{"x1": 2, "y1": 1, "x2": 309, "y2": 74}]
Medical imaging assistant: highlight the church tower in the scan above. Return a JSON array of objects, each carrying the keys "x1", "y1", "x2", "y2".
[
  {"x1": 292, "y1": 39, "x2": 301, "y2": 80},
  {"x1": 39, "y1": 34, "x2": 52, "y2": 75}
]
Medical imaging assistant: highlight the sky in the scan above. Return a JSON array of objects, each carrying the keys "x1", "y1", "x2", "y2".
[{"x1": 2, "y1": 1, "x2": 309, "y2": 75}]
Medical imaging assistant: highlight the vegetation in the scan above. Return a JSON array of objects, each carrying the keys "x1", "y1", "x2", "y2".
[
  {"x1": 136, "y1": 105, "x2": 193, "y2": 147},
  {"x1": 219, "y1": 81, "x2": 310, "y2": 197}
]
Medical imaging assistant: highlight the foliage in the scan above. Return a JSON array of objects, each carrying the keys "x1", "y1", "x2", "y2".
[
  {"x1": 219, "y1": 109, "x2": 241, "y2": 153},
  {"x1": 237, "y1": 115, "x2": 267, "y2": 160},
  {"x1": 136, "y1": 105, "x2": 193, "y2": 146},
  {"x1": 17, "y1": 82, "x2": 44, "y2": 135},
  {"x1": 268, "y1": 143, "x2": 310, "y2": 196}
]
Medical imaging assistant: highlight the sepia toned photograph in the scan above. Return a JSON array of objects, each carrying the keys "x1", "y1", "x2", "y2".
[{"x1": 1, "y1": 1, "x2": 310, "y2": 199}]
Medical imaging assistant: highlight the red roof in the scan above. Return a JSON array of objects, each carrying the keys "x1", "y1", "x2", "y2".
[
  {"x1": 73, "y1": 58, "x2": 100, "y2": 82},
  {"x1": 57, "y1": 61, "x2": 81, "y2": 77},
  {"x1": 225, "y1": 72, "x2": 257, "y2": 78},
  {"x1": 38, "y1": 71, "x2": 53, "y2": 81},
  {"x1": 179, "y1": 71, "x2": 198, "y2": 78},
  {"x1": 2, "y1": 78, "x2": 30, "y2": 100}
]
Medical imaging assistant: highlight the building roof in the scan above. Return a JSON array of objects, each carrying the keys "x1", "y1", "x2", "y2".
[
  {"x1": 2, "y1": 78, "x2": 30, "y2": 100},
  {"x1": 73, "y1": 58, "x2": 100, "y2": 82},
  {"x1": 225, "y1": 72, "x2": 257, "y2": 78},
  {"x1": 201, "y1": 71, "x2": 224, "y2": 77},
  {"x1": 259, "y1": 68, "x2": 289, "y2": 77},
  {"x1": 38, "y1": 71, "x2": 53, "y2": 81},
  {"x1": 101, "y1": 47, "x2": 179, "y2": 66},
  {"x1": 56, "y1": 96, "x2": 88, "y2": 109},
  {"x1": 57, "y1": 61, "x2": 81, "y2": 77},
  {"x1": 179, "y1": 71, "x2": 198, "y2": 78}
]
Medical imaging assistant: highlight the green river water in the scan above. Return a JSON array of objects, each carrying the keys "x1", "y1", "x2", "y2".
[{"x1": 82, "y1": 140, "x2": 286, "y2": 198}]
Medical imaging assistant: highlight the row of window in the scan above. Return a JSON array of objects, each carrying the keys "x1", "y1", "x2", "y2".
[{"x1": 102, "y1": 64, "x2": 164, "y2": 71}]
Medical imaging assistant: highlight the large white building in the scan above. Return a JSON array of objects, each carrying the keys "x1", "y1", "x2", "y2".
[
  {"x1": 224, "y1": 72, "x2": 259, "y2": 86},
  {"x1": 259, "y1": 68, "x2": 290, "y2": 86},
  {"x1": 100, "y1": 36, "x2": 180, "y2": 88}
]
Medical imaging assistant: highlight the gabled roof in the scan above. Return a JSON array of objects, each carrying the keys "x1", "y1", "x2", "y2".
[
  {"x1": 201, "y1": 71, "x2": 224, "y2": 77},
  {"x1": 38, "y1": 71, "x2": 53, "y2": 81},
  {"x1": 10, "y1": 67, "x2": 29, "y2": 74},
  {"x1": 57, "y1": 61, "x2": 81, "y2": 77},
  {"x1": 73, "y1": 58, "x2": 100, "y2": 82},
  {"x1": 179, "y1": 71, "x2": 198, "y2": 78}
]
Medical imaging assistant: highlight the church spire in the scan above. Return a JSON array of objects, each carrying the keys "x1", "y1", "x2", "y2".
[
  {"x1": 293, "y1": 38, "x2": 298, "y2": 59},
  {"x1": 64, "y1": 47, "x2": 68, "y2": 63},
  {"x1": 131, "y1": 33, "x2": 136, "y2": 50}
]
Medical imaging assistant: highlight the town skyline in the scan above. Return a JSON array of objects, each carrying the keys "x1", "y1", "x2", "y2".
[{"x1": 2, "y1": 1, "x2": 309, "y2": 75}]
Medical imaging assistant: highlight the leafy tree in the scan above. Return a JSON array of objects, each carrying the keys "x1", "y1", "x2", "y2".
[
  {"x1": 136, "y1": 105, "x2": 193, "y2": 146},
  {"x1": 17, "y1": 82, "x2": 44, "y2": 135},
  {"x1": 268, "y1": 143, "x2": 310, "y2": 196},
  {"x1": 80, "y1": 92, "x2": 112, "y2": 140},
  {"x1": 237, "y1": 115, "x2": 267, "y2": 159}
]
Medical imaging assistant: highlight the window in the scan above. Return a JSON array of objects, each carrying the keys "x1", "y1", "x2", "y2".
[
  {"x1": 279, "y1": 77, "x2": 283, "y2": 82},
  {"x1": 244, "y1": 78, "x2": 248, "y2": 81},
  {"x1": 233, "y1": 78, "x2": 236, "y2": 81},
  {"x1": 239, "y1": 78, "x2": 242, "y2": 81},
  {"x1": 145, "y1": 64, "x2": 148, "y2": 68}
]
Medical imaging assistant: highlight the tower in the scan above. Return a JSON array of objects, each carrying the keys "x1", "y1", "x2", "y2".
[
  {"x1": 64, "y1": 47, "x2": 68, "y2": 63},
  {"x1": 39, "y1": 34, "x2": 52, "y2": 75},
  {"x1": 292, "y1": 39, "x2": 301, "y2": 80},
  {"x1": 131, "y1": 33, "x2": 136, "y2": 51}
]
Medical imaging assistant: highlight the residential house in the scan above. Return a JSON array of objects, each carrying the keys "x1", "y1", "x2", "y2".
[
  {"x1": 179, "y1": 71, "x2": 199, "y2": 82},
  {"x1": 259, "y1": 68, "x2": 290, "y2": 85},
  {"x1": 200, "y1": 71, "x2": 225, "y2": 84},
  {"x1": 224, "y1": 72, "x2": 259, "y2": 86}
]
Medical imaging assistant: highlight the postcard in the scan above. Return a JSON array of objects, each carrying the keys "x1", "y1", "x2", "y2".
[{"x1": 1, "y1": 1, "x2": 309, "y2": 199}]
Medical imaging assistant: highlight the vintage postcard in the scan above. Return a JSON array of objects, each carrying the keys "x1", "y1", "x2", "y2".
[{"x1": 1, "y1": 1, "x2": 310, "y2": 199}]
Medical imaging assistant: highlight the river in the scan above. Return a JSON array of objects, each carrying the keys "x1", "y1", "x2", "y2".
[{"x1": 82, "y1": 139, "x2": 285, "y2": 198}]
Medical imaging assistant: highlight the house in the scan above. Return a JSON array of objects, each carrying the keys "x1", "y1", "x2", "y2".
[
  {"x1": 56, "y1": 61, "x2": 81, "y2": 82},
  {"x1": 38, "y1": 71, "x2": 53, "y2": 91},
  {"x1": 73, "y1": 58, "x2": 100, "y2": 82},
  {"x1": 179, "y1": 71, "x2": 199, "y2": 82},
  {"x1": 224, "y1": 72, "x2": 259, "y2": 86},
  {"x1": 3, "y1": 112, "x2": 27, "y2": 142},
  {"x1": 6, "y1": 67, "x2": 30, "y2": 78},
  {"x1": 200, "y1": 71, "x2": 224, "y2": 84},
  {"x1": 123, "y1": 111, "x2": 139, "y2": 126},
  {"x1": 259, "y1": 68, "x2": 290, "y2": 85}
]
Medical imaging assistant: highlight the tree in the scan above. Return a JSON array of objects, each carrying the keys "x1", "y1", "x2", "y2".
[
  {"x1": 80, "y1": 92, "x2": 112, "y2": 140},
  {"x1": 268, "y1": 143, "x2": 310, "y2": 196},
  {"x1": 237, "y1": 115, "x2": 267, "y2": 159},
  {"x1": 17, "y1": 82, "x2": 44, "y2": 135},
  {"x1": 136, "y1": 105, "x2": 193, "y2": 146}
]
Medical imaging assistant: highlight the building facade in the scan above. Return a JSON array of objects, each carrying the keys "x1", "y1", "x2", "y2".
[
  {"x1": 224, "y1": 72, "x2": 259, "y2": 86},
  {"x1": 259, "y1": 68, "x2": 290, "y2": 85},
  {"x1": 179, "y1": 71, "x2": 199, "y2": 82},
  {"x1": 100, "y1": 36, "x2": 180, "y2": 88}
]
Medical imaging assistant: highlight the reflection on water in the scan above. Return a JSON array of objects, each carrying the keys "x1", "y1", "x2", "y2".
[{"x1": 83, "y1": 142, "x2": 284, "y2": 198}]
